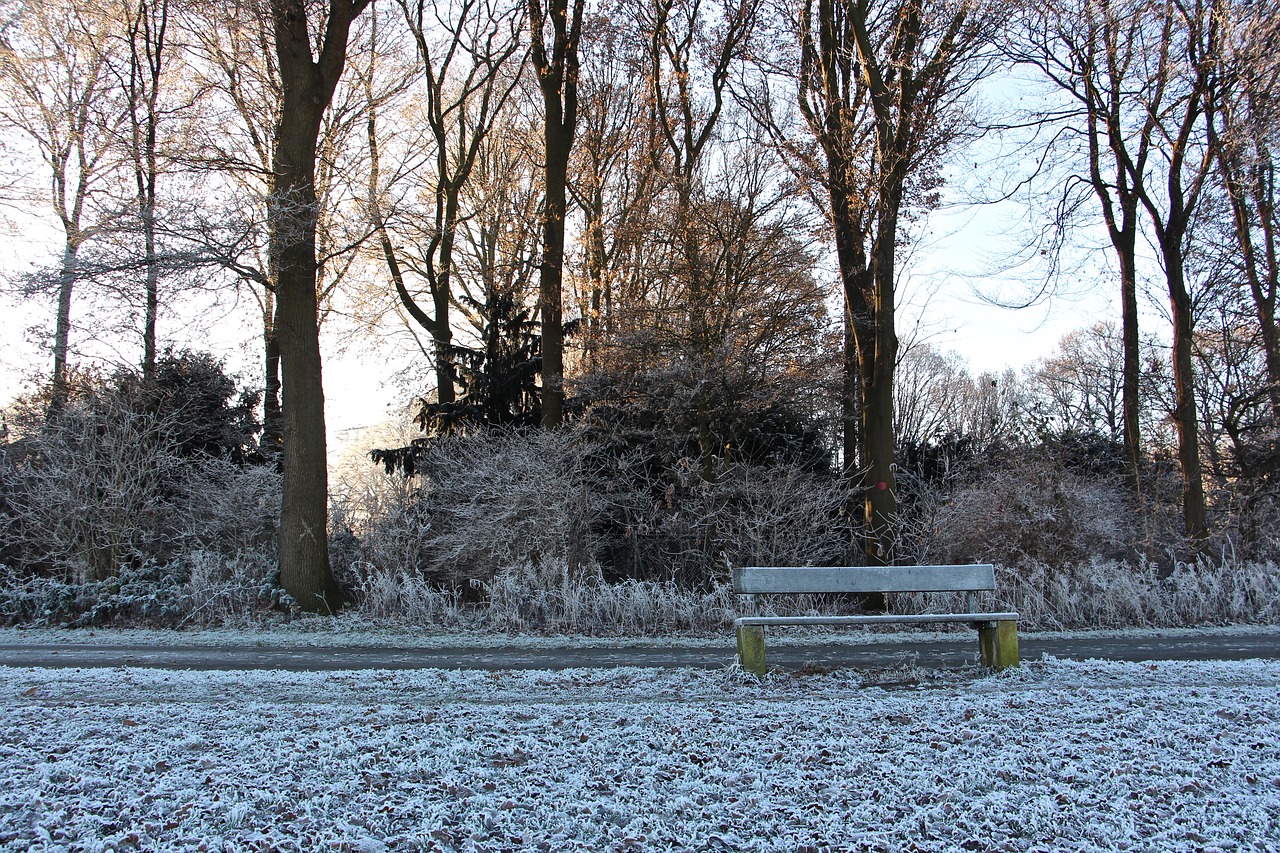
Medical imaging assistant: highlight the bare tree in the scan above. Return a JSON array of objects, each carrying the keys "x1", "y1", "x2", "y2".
[
  {"x1": 183, "y1": 1, "x2": 374, "y2": 459},
  {"x1": 0, "y1": 0, "x2": 127, "y2": 411},
  {"x1": 568, "y1": 9, "x2": 655, "y2": 356},
  {"x1": 119, "y1": 0, "x2": 168, "y2": 380},
  {"x1": 181, "y1": 0, "x2": 284, "y2": 449},
  {"x1": 1209, "y1": 2, "x2": 1280, "y2": 419},
  {"x1": 269, "y1": 0, "x2": 373, "y2": 611},
  {"x1": 789, "y1": 0, "x2": 996, "y2": 561},
  {"x1": 1122, "y1": 0, "x2": 1219, "y2": 541},
  {"x1": 1026, "y1": 322, "x2": 1126, "y2": 441},
  {"x1": 1009, "y1": 0, "x2": 1163, "y2": 495},
  {"x1": 528, "y1": 0, "x2": 585, "y2": 427},
  {"x1": 1012, "y1": 0, "x2": 1220, "y2": 541},
  {"x1": 368, "y1": 0, "x2": 525, "y2": 410},
  {"x1": 642, "y1": 0, "x2": 762, "y2": 359}
]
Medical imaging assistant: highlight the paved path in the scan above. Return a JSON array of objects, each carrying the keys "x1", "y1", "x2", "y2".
[{"x1": 1, "y1": 632, "x2": 1278, "y2": 672}]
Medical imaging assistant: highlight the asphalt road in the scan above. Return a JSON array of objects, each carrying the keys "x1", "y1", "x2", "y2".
[{"x1": 1, "y1": 633, "x2": 1278, "y2": 672}]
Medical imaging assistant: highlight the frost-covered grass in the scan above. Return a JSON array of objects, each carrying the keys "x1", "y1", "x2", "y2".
[
  {"x1": 2, "y1": 622, "x2": 1279, "y2": 651},
  {"x1": 3, "y1": 658, "x2": 1278, "y2": 851}
]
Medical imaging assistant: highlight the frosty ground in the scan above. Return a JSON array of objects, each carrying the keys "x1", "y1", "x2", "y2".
[{"x1": 2, "y1": 657, "x2": 1278, "y2": 852}]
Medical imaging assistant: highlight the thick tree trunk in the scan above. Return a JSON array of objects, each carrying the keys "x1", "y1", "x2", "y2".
[
  {"x1": 860, "y1": 200, "x2": 900, "y2": 565},
  {"x1": 539, "y1": 124, "x2": 569, "y2": 427},
  {"x1": 274, "y1": 115, "x2": 341, "y2": 610},
  {"x1": 270, "y1": 0, "x2": 369, "y2": 611},
  {"x1": 1165, "y1": 238, "x2": 1208, "y2": 541}
]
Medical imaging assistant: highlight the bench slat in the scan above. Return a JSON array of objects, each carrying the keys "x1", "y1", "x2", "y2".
[
  {"x1": 735, "y1": 612, "x2": 1019, "y2": 627},
  {"x1": 732, "y1": 564, "x2": 996, "y2": 595}
]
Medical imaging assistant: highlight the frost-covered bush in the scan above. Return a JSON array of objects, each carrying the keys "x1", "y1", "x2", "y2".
[
  {"x1": 0, "y1": 561, "x2": 191, "y2": 626},
  {"x1": 592, "y1": 458, "x2": 850, "y2": 584},
  {"x1": 348, "y1": 556, "x2": 737, "y2": 635},
  {"x1": 915, "y1": 447, "x2": 1138, "y2": 570},
  {"x1": 380, "y1": 429, "x2": 595, "y2": 589},
  {"x1": 334, "y1": 427, "x2": 851, "y2": 590},
  {"x1": 331, "y1": 425, "x2": 854, "y2": 631},
  {"x1": 889, "y1": 556, "x2": 1280, "y2": 630},
  {"x1": 482, "y1": 558, "x2": 737, "y2": 634},
  {"x1": 0, "y1": 549, "x2": 287, "y2": 627},
  {"x1": 714, "y1": 464, "x2": 851, "y2": 568},
  {"x1": 0, "y1": 357, "x2": 278, "y2": 586},
  {"x1": 182, "y1": 549, "x2": 290, "y2": 626}
]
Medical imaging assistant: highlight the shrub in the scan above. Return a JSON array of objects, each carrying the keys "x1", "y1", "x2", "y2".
[
  {"x1": 0, "y1": 549, "x2": 287, "y2": 627},
  {"x1": 912, "y1": 446, "x2": 1139, "y2": 570},
  {"x1": 0, "y1": 355, "x2": 278, "y2": 584}
]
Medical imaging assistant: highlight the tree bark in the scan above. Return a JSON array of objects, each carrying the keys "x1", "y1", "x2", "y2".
[
  {"x1": 50, "y1": 242, "x2": 79, "y2": 414},
  {"x1": 1118, "y1": 240, "x2": 1143, "y2": 493},
  {"x1": 1165, "y1": 237, "x2": 1208, "y2": 540},
  {"x1": 261, "y1": 292, "x2": 283, "y2": 460},
  {"x1": 270, "y1": 0, "x2": 371, "y2": 611},
  {"x1": 528, "y1": 0, "x2": 585, "y2": 428}
]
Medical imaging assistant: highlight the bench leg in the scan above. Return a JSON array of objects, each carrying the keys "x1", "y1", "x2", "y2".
[
  {"x1": 978, "y1": 620, "x2": 1019, "y2": 669},
  {"x1": 736, "y1": 624, "x2": 767, "y2": 677}
]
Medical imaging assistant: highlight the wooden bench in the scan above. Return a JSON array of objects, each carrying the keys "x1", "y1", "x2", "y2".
[{"x1": 732, "y1": 564, "x2": 1019, "y2": 676}]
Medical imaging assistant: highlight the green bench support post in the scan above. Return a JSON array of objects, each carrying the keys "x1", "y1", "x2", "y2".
[
  {"x1": 978, "y1": 619, "x2": 1019, "y2": 669},
  {"x1": 736, "y1": 624, "x2": 767, "y2": 677}
]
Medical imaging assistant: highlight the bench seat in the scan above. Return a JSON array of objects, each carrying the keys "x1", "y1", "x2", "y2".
[{"x1": 732, "y1": 564, "x2": 1019, "y2": 675}]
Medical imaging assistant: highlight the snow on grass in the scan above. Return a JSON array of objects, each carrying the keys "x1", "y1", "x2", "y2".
[
  {"x1": 3, "y1": 622, "x2": 1278, "y2": 652},
  {"x1": 2, "y1": 658, "x2": 1279, "y2": 851}
]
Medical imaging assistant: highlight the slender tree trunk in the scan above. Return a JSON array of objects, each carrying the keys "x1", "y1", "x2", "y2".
[
  {"x1": 1117, "y1": 238, "x2": 1143, "y2": 493},
  {"x1": 126, "y1": 0, "x2": 168, "y2": 381},
  {"x1": 50, "y1": 242, "x2": 79, "y2": 414},
  {"x1": 540, "y1": 121, "x2": 569, "y2": 426},
  {"x1": 529, "y1": 0, "x2": 584, "y2": 429},
  {"x1": 583, "y1": 187, "x2": 607, "y2": 362},
  {"x1": 1164, "y1": 236, "x2": 1208, "y2": 540},
  {"x1": 1220, "y1": 145, "x2": 1280, "y2": 418},
  {"x1": 262, "y1": 292, "x2": 283, "y2": 459},
  {"x1": 142, "y1": 199, "x2": 159, "y2": 380}
]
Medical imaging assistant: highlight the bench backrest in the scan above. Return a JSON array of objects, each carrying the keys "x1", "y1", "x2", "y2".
[{"x1": 732, "y1": 564, "x2": 996, "y2": 595}]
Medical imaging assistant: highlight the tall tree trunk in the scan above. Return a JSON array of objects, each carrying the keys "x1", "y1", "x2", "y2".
[
  {"x1": 1118, "y1": 238, "x2": 1143, "y2": 493},
  {"x1": 262, "y1": 292, "x2": 283, "y2": 459},
  {"x1": 1165, "y1": 237, "x2": 1208, "y2": 540},
  {"x1": 273, "y1": 121, "x2": 339, "y2": 609},
  {"x1": 529, "y1": 0, "x2": 585, "y2": 429},
  {"x1": 539, "y1": 100, "x2": 570, "y2": 426},
  {"x1": 861, "y1": 199, "x2": 900, "y2": 563},
  {"x1": 50, "y1": 242, "x2": 79, "y2": 414},
  {"x1": 128, "y1": 0, "x2": 167, "y2": 381},
  {"x1": 270, "y1": 0, "x2": 370, "y2": 611}
]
